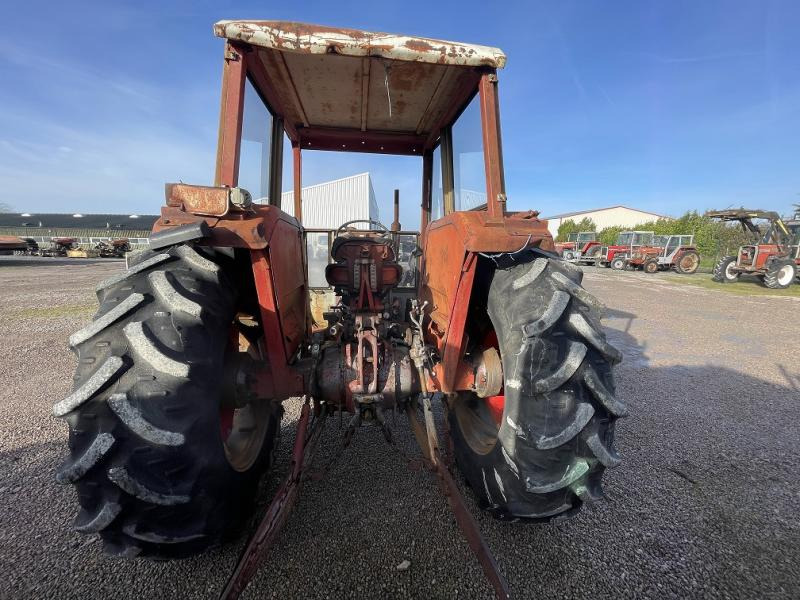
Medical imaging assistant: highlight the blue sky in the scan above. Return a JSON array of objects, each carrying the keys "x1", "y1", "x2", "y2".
[{"x1": 2, "y1": 0, "x2": 800, "y2": 229}]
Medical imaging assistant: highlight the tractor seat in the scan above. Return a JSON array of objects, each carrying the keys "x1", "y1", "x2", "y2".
[{"x1": 325, "y1": 235, "x2": 401, "y2": 300}]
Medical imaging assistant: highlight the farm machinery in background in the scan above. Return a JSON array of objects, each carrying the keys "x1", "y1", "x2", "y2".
[
  {"x1": 596, "y1": 230, "x2": 655, "y2": 269},
  {"x1": 0, "y1": 235, "x2": 33, "y2": 255},
  {"x1": 624, "y1": 235, "x2": 700, "y2": 274},
  {"x1": 707, "y1": 208, "x2": 800, "y2": 289},
  {"x1": 39, "y1": 237, "x2": 80, "y2": 257},
  {"x1": 9, "y1": 237, "x2": 132, "y2": 258},
  {"x1": 94, "y1": 238, "x2": 131, "y2": 258},
  {"x1": 554, "y1": 231, "x2": 601, "y2": 263},
  {"x1": 52, "y1": 20, "x2": 625, "y2": 599}
]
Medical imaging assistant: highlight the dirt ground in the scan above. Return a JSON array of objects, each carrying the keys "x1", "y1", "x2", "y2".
[{"x1": 1, "y1": 256, "x2": 798, "y2": 599}]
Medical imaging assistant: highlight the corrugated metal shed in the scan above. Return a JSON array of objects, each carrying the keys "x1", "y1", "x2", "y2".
[{"x1": 279, "y1": 172, "x2": 379, "y2": 229}]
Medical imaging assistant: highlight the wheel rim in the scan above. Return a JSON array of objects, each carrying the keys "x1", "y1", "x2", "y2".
[
  {"x1": 725, "y1": 261, "x2": 738, "y2": 280},
  {"x1": 680, "y1": 254, "x2": 699, "y2": 272},
  {"x1": 453, "y1": 331, "x2": 503, "y2": 456},
  {"x1": 454, "y1": 393, "x2": 500, "y2": 456},
  {"x1": 221, "y1": 329, "x2": 271, "y2": 472},
  {"x1": 777, "y1": 264, "x2": 794, "y2": 285}
]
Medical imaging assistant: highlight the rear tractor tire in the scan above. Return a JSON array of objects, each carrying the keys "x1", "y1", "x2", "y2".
[
  {"x1": 674, "y1": 251, "x2": 700, "y2": 275},
  {"x1": 449, "y1": 257, "x2": 626, "y2": 521},
  {"x1": 54, "y1": 244, "x2": 282, "y2": 558},
  {"x1": 763, "y1": 259, "x2": 796, "y2": 289},
  {"x1": 712, "y1": 256, "x2": 739, "y2": 283}
]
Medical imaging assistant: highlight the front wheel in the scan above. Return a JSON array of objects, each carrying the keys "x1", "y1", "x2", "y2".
[
  {"x1": 54, "y1": 244, "x2": 282, "y2": 558},
  {"x1": 763, "y1": 259, "x2": 796, "y2": 289},
  {"x1": 449, "y1": 257, "x2": 625, "y2": 521},
  {"x1": 643, "y1": 259, "x2": 659, "y2": 274},
  {"x1": 712, "y1": 256, "x2": 739, "y2": 283},
  {"x1": 610, "y1": 256, "x2": 626, "y2": 270}
]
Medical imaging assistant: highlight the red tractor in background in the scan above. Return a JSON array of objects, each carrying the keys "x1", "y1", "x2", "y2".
[
  {"x1": 554, "y1": 231, "x2": 601, "y2": 263},
  {"x1": 625, "y1": 234, "x2": 700, "y2": 274},
  {"x1": 52, "y1": 21, "x2": 624, "y2": 597},
  {"x1": 708, "y1": 208, "x2": 799, "y2": 289},
  {"x1": 597, "y1": 230, "x2": 655, "y2": 270}
]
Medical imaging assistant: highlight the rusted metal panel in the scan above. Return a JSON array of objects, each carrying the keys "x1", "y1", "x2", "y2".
[
  {"x1": 478, "y1": 72, "x2": 506, "y2": 221},
  {"x1": 215, "y1": 43, "x2": 247, "y2": 187},
  {"x1": 438, "y1": 254, "x2": 477, "y2": 391},
  {"x1": 154, "y1": 203, "x2": 305, "y2": 250},
  {"x1": 264, "y1": 220, "x2": 310, "y2": 359},
  {"x1": 292, "y1": 143, "x2": 302, "y2": 222},
  {"x1": 250, "y1": 250, "x2": 306, "y2": 398},
  {"x1": 165, "y1": 183, "x2": 230, "y2": 217},
  {"x1": 298, "y1": 127, "x2": 426, "y2": 155},
  {"x1": 421, "y1": 150, "x2": 433, "y2": 233},
  {"x1": 214, "y1": 21, "x2": 506, "y2": 68},
  {"x1": 212, "y1": 22, "x2": 496, "y2": 148}
]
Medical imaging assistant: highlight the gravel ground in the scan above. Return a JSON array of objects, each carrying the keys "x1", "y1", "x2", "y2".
[{"x1": 1, "y1": 257, "x2": 798, "y2": 599}]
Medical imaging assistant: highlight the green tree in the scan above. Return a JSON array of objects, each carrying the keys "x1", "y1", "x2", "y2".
[{"x1": 555, "y1": 217, "x2": 596, "y2": 242}]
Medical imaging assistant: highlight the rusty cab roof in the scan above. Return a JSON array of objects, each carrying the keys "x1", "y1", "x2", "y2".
[{"x1": 214, "y1": 20, "x2": 506, "y2": 154}]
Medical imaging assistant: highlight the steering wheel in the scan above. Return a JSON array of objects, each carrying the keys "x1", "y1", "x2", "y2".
[{"x1": 334, "y1": 219, "x2": 391, "y2": 239}]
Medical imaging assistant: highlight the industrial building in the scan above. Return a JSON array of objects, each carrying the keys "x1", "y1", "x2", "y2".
[
  {"x1": 542, "y1": 205, "x2": 672, "y2": 237},
  {"x1": 279, "y1": 172, "x2": 379, "y2": 229},
  {"x1": 0, "y1": 213, "x2": 158, "y2": 249}
]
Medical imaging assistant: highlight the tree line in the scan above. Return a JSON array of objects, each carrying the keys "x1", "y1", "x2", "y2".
[{"x1": 554, "y1": 210, "x2": 781, "y2": 260}]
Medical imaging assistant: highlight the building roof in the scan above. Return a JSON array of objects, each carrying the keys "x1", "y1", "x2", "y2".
[
  {"x1": 0, "y1": 213, "x2": 159, "y2": 230},
  {"x1": 541, "y1": 205, "x2": 673, "y2": 220}
]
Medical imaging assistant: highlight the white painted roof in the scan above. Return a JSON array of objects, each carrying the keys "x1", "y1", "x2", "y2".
[{"x1": 214, "y1": 21, "x2": 506, "y2": 68}]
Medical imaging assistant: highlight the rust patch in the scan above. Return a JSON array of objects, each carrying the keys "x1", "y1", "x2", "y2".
[{"x1": 165, "y1": 183, "x2": 230, "y2": 217}]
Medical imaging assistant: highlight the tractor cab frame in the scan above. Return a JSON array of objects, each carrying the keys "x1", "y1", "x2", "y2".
[{"x1": 153, "y1": 21, "x2": 553, "y2": 401}]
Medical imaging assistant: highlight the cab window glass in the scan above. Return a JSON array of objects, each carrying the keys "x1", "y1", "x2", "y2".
[
  {"x1": 306, "y1": 231, "x2": 330, "y2": 288},
  {"x1": 451, "y1": 96, "x2": 486, "y2": 211},
  {"x1": 238, "y1": 78, "x2": 272, "y2": 204}
]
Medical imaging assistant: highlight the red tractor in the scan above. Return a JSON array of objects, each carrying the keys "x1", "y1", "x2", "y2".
[
  {"x1": 53, "y1": 21, "x2": 624, "y2": 593},
  {"x1": 708, "y1": 209, "x2": 799, "y2": 289},
  {"x1": 625, "y1": 235, "x2": 700, "y2": 274},
  {"x1": 554, "y1": 231, "x2": 601, "y2": 263},
  {"x1": 597, "y1": 230, "x2": 655, "y2": 270}
]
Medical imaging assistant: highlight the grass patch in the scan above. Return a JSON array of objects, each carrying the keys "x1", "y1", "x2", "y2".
[
  {"x1": 662, "y1": 273, "x2": 800, "y2": 297},
  {"x1": 9, "y1": 304, "x2": 96, "y2": 319}
]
